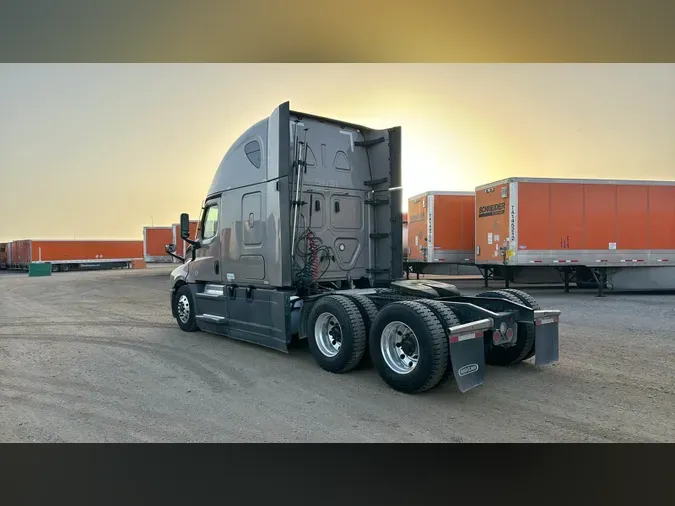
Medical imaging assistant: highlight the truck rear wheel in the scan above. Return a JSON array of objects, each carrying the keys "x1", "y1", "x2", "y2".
[
  {"x1": 345, "y1": 294, "x2": 379, "y2": 366},
  {"x1": 500, "y1": 289, "x2": 541, "y2": 310},
  {"x1": 174, "y1": 284, "x2": 199, "y2": 332},
  {"x1": 307, "y1": 295, "x2": 367, "y2": 374},
  {"x1": 500, "y1": 289, "x2": 540, "y2": 360},
  {"x1": 415, "y1": 299, "x2": 461, "y2": 381},
  {"x1": 477, "y1": 290, "x2": 535, "y2": 366},
  {"x1": 369, "y1": 301, "x2": 449, "y2": 394}
]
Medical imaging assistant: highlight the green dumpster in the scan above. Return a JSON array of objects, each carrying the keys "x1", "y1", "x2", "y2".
[{"x1": 28, "y1": 262, "x2": 52, "y2": 277}]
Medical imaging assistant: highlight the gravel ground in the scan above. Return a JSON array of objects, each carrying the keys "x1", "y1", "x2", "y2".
[{"x1": 0, "y1": 266, "x2": 674, "y2": 442}]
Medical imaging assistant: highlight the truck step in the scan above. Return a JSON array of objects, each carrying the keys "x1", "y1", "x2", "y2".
[{"x1": 196, "y1": 314, "x2": 226, "y2": 322}]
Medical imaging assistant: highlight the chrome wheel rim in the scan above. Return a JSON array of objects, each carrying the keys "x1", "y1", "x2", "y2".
[
  {"x1": 380, "y1": 321, "x2": 420, "y2": 375},
  {"x1": 314, "y1": 312, "x2": 342, "y2": 357},
  {"x1": 177, "y1": 294, "x2": 190, "y2": 324}
]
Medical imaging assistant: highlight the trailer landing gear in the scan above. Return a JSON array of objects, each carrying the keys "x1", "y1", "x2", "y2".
[{"x1": 590, "y1": 268, "x2": 608, "y2": 298}]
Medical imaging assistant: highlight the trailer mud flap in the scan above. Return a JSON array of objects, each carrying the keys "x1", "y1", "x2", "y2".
[
  {"x1": 448, "y1": 319, "x2": 492, "y2": 393},
  {"x1": 533, "y1": 310, "x2": 561, "y2": 366}
]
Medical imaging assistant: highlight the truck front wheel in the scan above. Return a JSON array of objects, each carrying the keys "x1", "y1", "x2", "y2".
[
  {"x1": 369, "y1": 301, "x2": 449, "y2": 394},
  {"x1": 174, "y1": 285, "x2": 199, "y2": 332},
  {"x1": 307, "y1": 295, "x2": 367, "y2": 374}
]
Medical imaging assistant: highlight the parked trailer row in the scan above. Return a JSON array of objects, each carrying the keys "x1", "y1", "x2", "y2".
[
  {"x1": 0, "y1": 240, "x2": 144, "y2": 272},
  {"x1": 1, "y1": 221, "x2": 200, "y2": 271},
  {"x1": 475, "y1": 177, "x2": 675, "y2": 295},
  {"x1": 402, "y1": 178, "x2": 675, "y2": 295}
]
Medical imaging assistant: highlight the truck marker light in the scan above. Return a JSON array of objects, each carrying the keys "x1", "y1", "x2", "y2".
[
  {"x1": 505, "y1": 328, "x2": 514, "y2": 340},
  {"x1": 492, "y1": 330, "x2": 501, "y2": 344}
]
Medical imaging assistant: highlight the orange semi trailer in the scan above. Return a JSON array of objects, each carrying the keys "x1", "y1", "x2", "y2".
[
  {"x1": 4, "y1": 240, "x2": 143, "y2": 272},
  {"x1": 475, "y1": 177, "x2": 675, "y2": 295},
  {"x1": 405, "y1": 191, "x2": 478, "y2": 277},
  {"x1": 143, "y1": 226, "x2": 175, "y2": 263}
]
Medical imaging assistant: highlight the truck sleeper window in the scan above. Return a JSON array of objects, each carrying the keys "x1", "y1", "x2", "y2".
[
  {"x1": 244, "y1": 140, "x2": 261, "y2": 169},
  {"x1": 202, "y1": 205, "x2": 219, "y2": 240}
]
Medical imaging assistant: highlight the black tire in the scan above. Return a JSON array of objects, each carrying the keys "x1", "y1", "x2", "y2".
[
  {"x1": 415, "y1": 299, "x2": 462, "y2": 332},
  {"x1": 347, "y1": 295, "x2": 379, "y2": 336},
  {"x1": 476, "y1": 289, "x2": 522, "y2": 305},
  {"x1": 500, "y1": 289, "x2": 541, "y2": 310},
  {"x1": 369, "y1": 301, "x2": 449, "y2": 394},
  {"x1": 345, "y1": 294, "x2": 379, "y2": 366},
  {"x1": 174, "y1": 284, "x2": 199, "y2": 332},
  {"x1": 500, "y1": 289, "x2": 540, "y2": 360},
  {"x1": 415, "y1": 299, "x2": 462, "y2": 381},
  {"x1": 477, "y1": 289, "x2": 534, "y2": 366},
  {"x1": 306, "y1": 295, "x2": 367, "y2": 374}
]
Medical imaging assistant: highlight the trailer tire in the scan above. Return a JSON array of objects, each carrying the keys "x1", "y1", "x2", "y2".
[
  {"x1": 477, "y1": 290, "x2": 535, "y2": 366},
  {"x1": 307, "y1": 295, "x2": 367, "y2": 374},
  {"x1": 345, "y1": 294, "x2": 379, "y2": 366},
  {"x1": 500, "y1": 289, "x2": 540, "y2": 360},
  {"x1": 174, "y1": 284, "x2": 199, "y2": 332},
  {"x1": 369, "y1": 301, "x2": 449, "y2": 394}
]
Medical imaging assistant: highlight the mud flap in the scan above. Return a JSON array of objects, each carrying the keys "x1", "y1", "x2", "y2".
[
  {"x1": 533, "y1": 310, "x2": 561, "y2": 366},
  {"x1": 448, "y1": 319, "x2": 492, "y2": 393}
]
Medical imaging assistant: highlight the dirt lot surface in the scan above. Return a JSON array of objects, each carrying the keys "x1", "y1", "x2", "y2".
[{"x1": 1, "y1": 267, "x2": 674, "y2": 442}]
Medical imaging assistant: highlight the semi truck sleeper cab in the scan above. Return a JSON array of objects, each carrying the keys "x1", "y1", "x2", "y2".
[{"x1": 166, "y1": 102, "x2": 561, "y2": 395}]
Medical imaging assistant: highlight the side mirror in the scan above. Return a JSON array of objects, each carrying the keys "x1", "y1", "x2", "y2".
[
  {"x1": 164, "y1": 243, "x2": 185, "y2": 263},
  {"x1": 180, "y1": 213, "x2": 190, "y2": 240}
]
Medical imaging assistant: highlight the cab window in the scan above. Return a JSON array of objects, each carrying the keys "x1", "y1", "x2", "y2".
[{"x1": 201, "y1": 203, "x2": 219, "y2": 240}]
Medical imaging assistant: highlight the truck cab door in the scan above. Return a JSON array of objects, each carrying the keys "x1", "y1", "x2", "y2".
[{"x1": 192, "y1": 196, "x2": 223, "y2": 284}]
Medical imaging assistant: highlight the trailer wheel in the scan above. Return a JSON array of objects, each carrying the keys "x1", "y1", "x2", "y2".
[
  {"x1": 345, "y1": 294, "x2": 379, "y2": 366},
  {"x1": 174, "y1": 284, "x2": 199, "y2": 332},
  {"x1": 369, "y1": 301, "x2": 448, "y2": 393},
  {"x1": 477, "y1": 290, "x2": 535, "y2": 366},
  {"x1": 500, "y1": 289, "x2": 540, "y2": 360},
  {"x1": 307, "y1": 295, "x2": 367, "y2": 374}
]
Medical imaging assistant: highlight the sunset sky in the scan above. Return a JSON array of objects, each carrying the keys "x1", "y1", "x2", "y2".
[{"x1": 1, "y1": 63, "x2": 674, "y2": 242}]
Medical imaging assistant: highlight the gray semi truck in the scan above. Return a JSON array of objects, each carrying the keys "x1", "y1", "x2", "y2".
[{"x1": 165, "y1": 102, "x2": 561, "y2": 395}]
